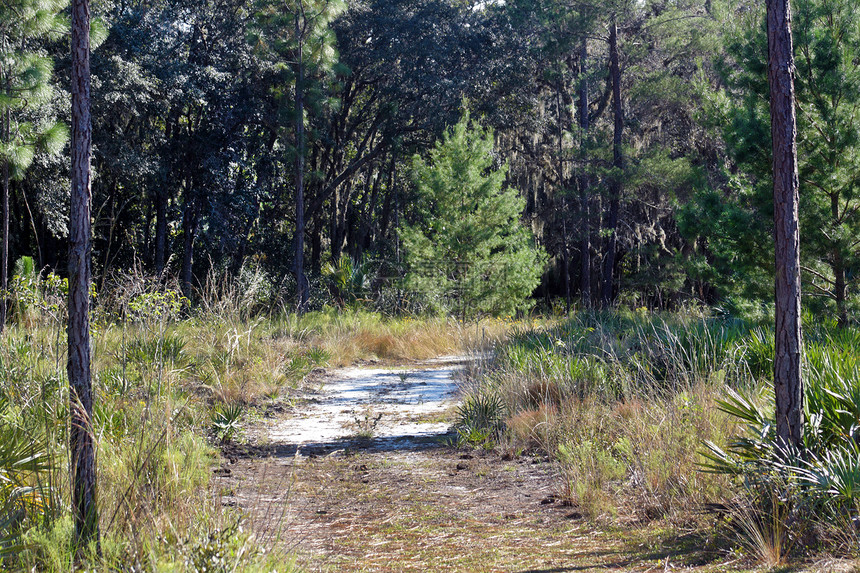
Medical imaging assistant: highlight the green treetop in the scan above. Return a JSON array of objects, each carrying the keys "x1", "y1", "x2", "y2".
[
  {"x1": 0, "y1": 0, "x2": 69, "y2": 330},
  {"x1": 402, "y1": 110, "x2": 547, "y2": 318},
  {"x1": 689, "y1": 0, "x2": 860, "y2": 325},
  {"x1": 0, "y1": 0, "x2": 68, "y2": 184}
]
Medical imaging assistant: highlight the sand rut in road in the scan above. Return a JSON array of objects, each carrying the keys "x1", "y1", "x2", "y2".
[
  {"x1": 267, "y1": 355, "x2": 467, "y2": 451},
  {"x1": 219, "y1": 358, "x2": 837, "y2": 572}
]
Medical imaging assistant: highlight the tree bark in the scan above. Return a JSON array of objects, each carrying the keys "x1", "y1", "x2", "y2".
[
  {"x1": 767, "y1": 0, "x2": 804, "y2": 449},
  {"x1": 1, "y1": 105, "x2": 9, "y2": 332},
  {"x1": 154, "y1": 186, "x2": 168, "y2": 278},
  {"x1": 294, "y1": 12, "x2": 308, "y2": 313},
  {"x1": 69, "y1": 0, "x2": 100, "y2": 557},
  {"x1": 601, "y1": 18, "x2": 623, "y2": 308},
  {"x1": 579, "y1": 37, "x2": 591, "y2": 309}
]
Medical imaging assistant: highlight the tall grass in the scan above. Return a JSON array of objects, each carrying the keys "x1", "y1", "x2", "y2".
[
  {"x1": 0, "y1": 267, "x2": 487, "y2": 570},
  {"x1": 460, "y1": 308, "x2": 860, "y2": 562},
  {"x1": 458, "y1": 309, "x2": 754, "y2": 520},
  {"x1": 463, "y1": 313, "x2": 841, "y2": 504}
]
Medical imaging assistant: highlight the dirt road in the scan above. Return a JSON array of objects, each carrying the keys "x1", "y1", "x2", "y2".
[{"x1": 216, "y1": 359, "x2": 743, "y2": 572}]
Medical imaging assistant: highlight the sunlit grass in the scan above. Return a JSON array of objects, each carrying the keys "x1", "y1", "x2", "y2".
[
  {"x1": 458, "y1": 307, "x2": 860, "y2": 566},
  {"x1": 0, "y1": 287, "x2": 503, "y2": 569}
]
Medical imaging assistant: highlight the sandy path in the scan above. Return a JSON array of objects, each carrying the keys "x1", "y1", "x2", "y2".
[
  {"x1": 265, "y1": 356, "x2": 466, "y2": 452},
  {"x1": 216, "y1": 359, "x2": 737, "y2": 572}
]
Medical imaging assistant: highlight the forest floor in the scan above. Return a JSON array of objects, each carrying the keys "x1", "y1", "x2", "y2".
[{"x1": 214, "y1": 358, "x2": 851, "y2": 573}]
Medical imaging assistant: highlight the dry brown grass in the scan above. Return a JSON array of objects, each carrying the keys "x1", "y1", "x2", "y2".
[
  {"x1": 507, "y1": 403, "x2": 558, "y2": 450},
  {"x1": 321, "y1": 326, "x2": 456, "y2": 365},
  {"x1": 500, "y1": 383, "x2": 739, "y2": 522},
  {"x1": 297, "y1": 313, "x2": 526, "y2": 366}
]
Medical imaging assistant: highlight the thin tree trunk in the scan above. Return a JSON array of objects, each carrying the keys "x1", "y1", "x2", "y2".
[
  {"x1": 378, "y1": 158, "x2": 396, "y2": 244},
  {"x1": 834, "y1": 253, "x2": 847, "y2": 328},
  {"x1": 394, "y1": 174, "x2": 400, "y2": 265},
  {"x1": 579, "y1": 37, "x2": 591, "y2": 309},
  {"x1": 601, "y1": 18, "x2": 623, "y2": 308},
  {"x1": 180, "y1": 185, "x2": 198, "y2": 300},
  {"x1": 294, "y1": 12, "x2": 308, "y2": 313},
  {"x1": 830, "y1": 194, "x2": 847, "y2": 328},
  {"x1": 563, "y1": 220, "x2": 571, "y2": 314},
  {"x1": 1, "y1": 105, "x2": 9, "y2": 332},
  {"x1": 356, "y1": 164, "x2": 384, "y2": 258},
  {"x1": 21, "y1": 186, "x2": 44, "y2": 270},
  {"x1": 143, "y1": 193, "x2": 153, "y2": 268},
  {"x1": 767, "y1": 0, "x2": 803, "y2": 449},
  {"x1": 69, "y1": 0, "x2": 100, "y2": 557},
  {"x1": 331, "y1": 182, "x2": 349, "y2": 263},
  {"x1": 555, "y1": 67, "x2": 571, "y2": 314},
  {"x1": 311, "y1": 214, "x2": 322, "y2": 275},
  {"x1": 154, "y1": 186, "x2": 167, "y2": 278},
  {"x1": 99, "y1": 181, "x2": 116, "y2": 292}
]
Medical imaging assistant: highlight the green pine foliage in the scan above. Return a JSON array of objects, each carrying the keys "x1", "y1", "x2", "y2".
[
  {"x1": 401, "y1": 110, "x2": 547, "y2": 317},
  {"x1": 0, "y1": 0, "x2": 69, "y2": 179},
  {"x1": 693, "y1": 0, "x2": 860, "y2": 323},
  {"x1": 250, "y1": 0, "x2": 346, "y2": 109}
]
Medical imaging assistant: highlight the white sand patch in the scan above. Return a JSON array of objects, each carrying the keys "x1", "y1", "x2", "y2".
[{"x1": 268, "y1": 357, "x2": 468, "y2": 450}]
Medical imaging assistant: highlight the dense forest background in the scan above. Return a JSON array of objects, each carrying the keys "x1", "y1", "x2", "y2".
[{"x1": 4, "y1": 0, "x2": 857, "y2": 322}]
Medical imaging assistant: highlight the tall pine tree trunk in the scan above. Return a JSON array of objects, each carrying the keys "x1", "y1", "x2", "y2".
[
  {"x1": 601, "y1": 18, "x2": 623, "y2": 308},
  {"x1": 1, "y1": 104, "x2": 9, "y2": 332},
  {"x1": 767, "y1": 0, "x2": 803, "y2": 449},
  {"x1": 555, "y1": 69, "x2": 570, "y2": 314},
  {"x1": 579, "y1": 37, "x2": 591, "y2": 309},
  {"x1": 294, "y1": 12, "x2": 308, "y2": 313},
  {"x1": 69, "y1": 0, "x2": 100, "y2": 556}
]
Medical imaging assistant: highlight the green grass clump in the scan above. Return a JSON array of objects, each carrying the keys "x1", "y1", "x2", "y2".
[{"x1": 460, "y1": 306, "x2": 860, "y2": 558}]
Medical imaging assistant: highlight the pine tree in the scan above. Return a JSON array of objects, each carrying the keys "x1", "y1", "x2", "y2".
[
  {"x1": 402, "y1": 110, "x2": 547, "y2": 318},
  {"x1": 69, "y1": 0, "x2": 99, "y2": 556},
  {"x1": 702, "y1": 0, "x2": 860, "y2": 326},
  {"x1": 767, "y1": 0, "x2": 803, "y2": 450},
  {"x1": 251, "y1": 0, "x2": 345, "y2": 313},
  {"x1": 0, "y1": 0, "x2": 68, "y2": 331}
]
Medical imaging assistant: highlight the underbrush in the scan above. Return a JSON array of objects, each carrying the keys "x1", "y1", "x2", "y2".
[
  {"x1": 0, "y1": 270, "x2": 491, "y2": 570},
  {"x1": 458, "y1": 308, "x2": 860, "y2": 565}
]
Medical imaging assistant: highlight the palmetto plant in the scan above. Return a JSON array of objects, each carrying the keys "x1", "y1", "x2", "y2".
[
  {"x1": 0, "y1": 395, "x2": 53, "y2": 559},
  {"x1": 701, "y1": 340, "x2": 860, "y2": 563},
  {"x1": 322, "y1": 254, "x2": 369, "y2": 307},
  {"x1": 703, "y1": 346, "x2": 860, "y2": 475},
  {"x1": 210, "y1": 403, "x2": 245, "y2": 444},
  {"x1": 454, "y1": 392, "x2": 506, "y2": 445}
]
